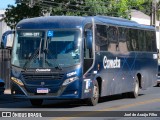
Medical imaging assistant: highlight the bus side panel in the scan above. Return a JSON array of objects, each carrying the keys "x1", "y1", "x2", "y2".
[
  {"x1": 135, "y1": 52, "x2": 157, "y2": 89},
  {"x1": 95, "y1": 51, "x2": 157, "y2": 97},
  {"x1": 95, "y1": 52, "x2": 135, "y2": 97}
]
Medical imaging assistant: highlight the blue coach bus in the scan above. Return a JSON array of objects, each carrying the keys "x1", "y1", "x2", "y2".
[{"x1": 10, "y1": 16, "x2": 158, "y2": 106}]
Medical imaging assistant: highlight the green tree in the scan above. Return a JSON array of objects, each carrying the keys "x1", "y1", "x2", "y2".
[
  {"x1": 4, "y1": 0, "x2": 152, "y2": 29},
  {"x1": 106, "y1": 0, "x2": 129, "y2": 18},
  {"x1": 129, "y1": 0, "x2": 152, "y2": 16},
  {"x1": 4, "y1": 3, "x2": 41, "y2": 29},
  {"x1": 48, "y1": 0, "x2": 148, "y2": 19},
  {"x1": 157, "y1": 1, "x2": 160, "y2": 20}
]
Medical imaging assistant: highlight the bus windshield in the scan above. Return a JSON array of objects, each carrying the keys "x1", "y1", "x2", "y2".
[{"x1": 11, "y1": 30, "x2": 81, "y2": 69}]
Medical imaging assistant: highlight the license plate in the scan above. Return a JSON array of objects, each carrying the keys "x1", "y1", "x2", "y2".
[{"x1": 37, "y1": 88, "x2": 49, "y2": 93}]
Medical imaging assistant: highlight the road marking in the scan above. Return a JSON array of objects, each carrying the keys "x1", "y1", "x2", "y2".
[
  {"x1": 98, "y1": 98, "x2": 160, "y2": 111},
  {"x1": 50, "y1": 98, "x2": 160, "y2": 120}
]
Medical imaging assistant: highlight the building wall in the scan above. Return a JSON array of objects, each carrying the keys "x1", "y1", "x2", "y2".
[
  {"x1": 131, "y1": 10, "x2": 160, "y2": 50},
  {"x1": 131, "y1": 9, "x2": 160, "y2": 64},
  {"x1": 0, "y1": 10, "x2": 11, "y2": 43}
]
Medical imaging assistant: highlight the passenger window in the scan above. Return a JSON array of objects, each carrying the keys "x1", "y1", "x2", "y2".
[
  {"x1": 129, "y1": 29, "x2": 138, "y2": 51},
  {"x1": 151, "y1": 31, "x2": 157, "y2": 52},
  {"x1": 146, "y1": 31, "x2": 152, "y2": 51},
  {"x1": 138, "y1": 30, "x2": 146, "y2": 51},
  {"x1": 95, "y1": 24, "x2": 108, "y2": 51},
  {"x1": 107, "y1": 26, "x2": 118, "y2": 52},
  {"x1": 118, "y1": 27, "x2": 128, "y2": 53}
]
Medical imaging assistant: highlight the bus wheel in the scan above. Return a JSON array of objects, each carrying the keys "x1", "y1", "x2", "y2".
[
  {"x1": 30, "y1": 99, "x2": 43, "y2": 106},
  {"x1": 128, "y1": 78, "x2": 139, "y2": 98},
  {"x1": 87, "y1": 80, "x2": 99, "y2": 106}
]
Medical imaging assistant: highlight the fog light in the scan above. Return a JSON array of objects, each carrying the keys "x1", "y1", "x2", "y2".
[
  {"x1": 74, "y1": 91, "x2": 77, "y2": 95},
  {"x1": 13, "y1": 91, "x2": 16, "y2": 94}
]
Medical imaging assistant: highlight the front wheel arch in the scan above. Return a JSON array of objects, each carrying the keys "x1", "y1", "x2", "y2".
[
  {"x1": 96, "y1": 77, "x2": 102, "y2": 97},
  {"x1": 87, "y1": 80, "x2": 99, "y2": 106}
]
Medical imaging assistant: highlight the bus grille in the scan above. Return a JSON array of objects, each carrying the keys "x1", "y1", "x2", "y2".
[
  {"x1": 21, "y1": 72, "x2": 65, "y2": 86},
  {"x1": 22, "y1": 73, "x2": 64, "y2": 81}
]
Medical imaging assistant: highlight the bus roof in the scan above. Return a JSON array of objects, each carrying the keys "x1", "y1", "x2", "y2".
[
  {"x1": 94, "y1": 16, "x2": 155, "y2": 30},
  {"x1": 17, "y1": 16, "x2": 86, "y2": 29},
  {"x1": 16, "y1": 16, "x2": 155, "y2": 30}
]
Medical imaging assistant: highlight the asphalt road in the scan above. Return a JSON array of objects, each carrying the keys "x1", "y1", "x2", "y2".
[{"x1": 0, "y1": 86, "x2": 160, "y2": 120}]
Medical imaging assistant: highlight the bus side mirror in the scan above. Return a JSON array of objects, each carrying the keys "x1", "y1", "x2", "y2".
[
  {"x1": 86, "y1": 30, "x2": 93, "y2": 49},
  {"x1": 1, "y1": 30, "x2": 15, "y2": 49}
]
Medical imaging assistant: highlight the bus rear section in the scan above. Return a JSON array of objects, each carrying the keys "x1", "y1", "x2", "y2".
[{"x1": 93, "y1": 20, "x2": 157, "y2": 99}]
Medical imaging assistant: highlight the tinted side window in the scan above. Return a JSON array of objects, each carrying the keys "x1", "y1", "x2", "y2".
[
  {"x1": 145, "y1": 31, "x2": 152, "y2": 51},
  {"x1": 138, "y1": 30, "x2": 146, "y2": 51},
  {"x1": 107, "y1": 26, "x2": 118, "y2": 52},
  {"x1": 95, "y1": 24, "x2": 108, "y2": 51},
  {"x1": 126, "y1": 28, "x2": 133, "y2": 51},
  {"x1": 118, "y1": 27, "x2": 128, "y2": 52},
  {"x1": 151, "y1": 31, "x2": 157, "y2": 52},
  {"x1": 129, "y1": 29, "x2": 138, "y2": 51}
]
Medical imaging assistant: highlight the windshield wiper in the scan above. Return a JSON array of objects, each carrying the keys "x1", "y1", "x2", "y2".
[
  {"x1": 23, "y1": 48, "x2": 39, "y2": 69},
  {"x1": 23, "y1": 38, "x2": 43, "y2": 69}
]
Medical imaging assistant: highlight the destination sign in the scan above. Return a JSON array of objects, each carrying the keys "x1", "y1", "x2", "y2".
[{"x1": 20, "y1": 32, "x2": 42, "y2": 37}]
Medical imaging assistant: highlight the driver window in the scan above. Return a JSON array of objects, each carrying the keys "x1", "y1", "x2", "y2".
[
  {"x1": 84, "y1": 24, "x2": 93, "y2": 59},
  {"x1": 83, "y1": 24, "x2": 93, "y2": 73}
]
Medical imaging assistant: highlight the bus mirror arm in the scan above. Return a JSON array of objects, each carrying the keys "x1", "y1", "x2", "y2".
[{"x1": 0, "y1": 41, "x2": 4, "y2": 49}]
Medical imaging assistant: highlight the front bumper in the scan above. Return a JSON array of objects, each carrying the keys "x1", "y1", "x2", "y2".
[{"x1": 11, "y1": 81, "x2": 80, "y2": 99}]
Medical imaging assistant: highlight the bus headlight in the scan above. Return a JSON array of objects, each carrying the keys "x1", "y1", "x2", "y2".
[
  {"x1": 11, "y1": 77, "x2": 24, "y2": 86},
  {"x1": 62, "y1": 76, "x2": 78, "y2": 86}
]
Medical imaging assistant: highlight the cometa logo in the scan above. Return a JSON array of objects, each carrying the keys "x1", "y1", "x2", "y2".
[{"x1": 103, "y1": 56, "x2": 121, "y2": 69}]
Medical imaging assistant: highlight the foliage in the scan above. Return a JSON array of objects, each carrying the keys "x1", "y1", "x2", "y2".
[
  {"x1": 129, "y1": 0, "x2": 152, "y2": 16},
  {"x1": 4, "y1": 0, "x2": 154, "y2": 29},
  {"x1": 4, "y1": 3, "x2": 41, "y2": 29},
  {"x1": 156, "y1": 1, "x2": 160, "y2": 20},
  {"x1": 48, "y1": 0, "x2": 149, "y2": 19}
]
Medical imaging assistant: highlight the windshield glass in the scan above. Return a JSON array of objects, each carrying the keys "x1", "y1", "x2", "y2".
[{"x1": 11, "y1": 30, "x2": 81, "y2": 69}]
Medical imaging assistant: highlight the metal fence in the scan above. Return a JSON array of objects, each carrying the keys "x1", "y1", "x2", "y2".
[{"x1": 0, "y1": 49, "x2": 11, "y2": 89}]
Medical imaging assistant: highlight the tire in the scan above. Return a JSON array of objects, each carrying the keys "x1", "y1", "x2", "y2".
[
  {"x1": 30, "y1": 99, "x2": 43, "y2": 106},
  {"x1": 128, "y1": 78, "x2": 139, "y2": 98},
  {"x1": 87, "y1": 80, "x2": 99, "y2": 106}
]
